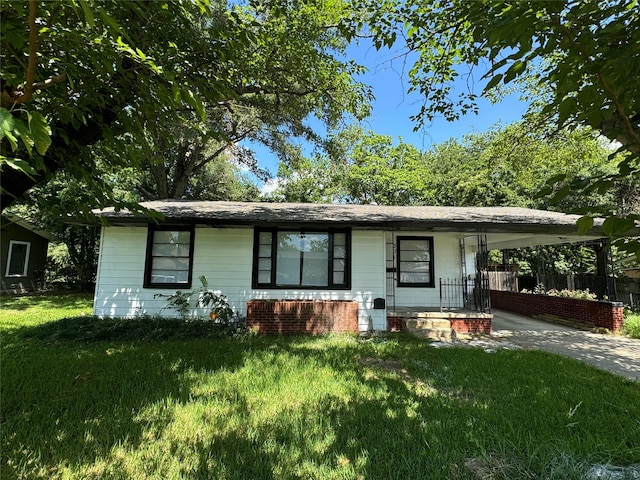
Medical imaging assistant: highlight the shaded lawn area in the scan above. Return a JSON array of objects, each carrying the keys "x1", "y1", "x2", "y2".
[{"x1": 1, "y1": 294, "x2": 639, "y2": 479}]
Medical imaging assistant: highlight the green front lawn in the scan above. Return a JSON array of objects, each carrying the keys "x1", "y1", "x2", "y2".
[{"x1": 2, "y1": 294, "x2": 639, "y2": 479}]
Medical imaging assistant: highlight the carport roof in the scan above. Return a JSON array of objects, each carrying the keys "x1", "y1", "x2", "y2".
[{"x1": 95, "y1": 200, "x2": 606, "y2": 237}]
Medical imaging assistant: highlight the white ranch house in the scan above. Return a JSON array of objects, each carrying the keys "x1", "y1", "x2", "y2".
[{"x1": 92, "y1": 201, "x2": 604, "y2": 334}]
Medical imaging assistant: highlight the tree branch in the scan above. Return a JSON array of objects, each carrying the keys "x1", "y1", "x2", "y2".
[
  {"x1": 24, "y1": 0, "x2": 38, "y2": 102},
  {"x1": 32, "y1": 73, "x2": 67, "y2": 92},
  {"x1": 2, "y1": 42, "x2": 28, "y2": 71},
  {"x1": 235, "y1": 85, "x2": 317, "y2": 97},
  {"x1": 1, "y1": 0, "x2": 41, "y2": 109},
  {"x1": 1, "y1": 74, "x2": 68, "y2": 109}
]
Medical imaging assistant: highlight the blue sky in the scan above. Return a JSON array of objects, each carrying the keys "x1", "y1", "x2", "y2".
[
  {"x1": 246, "y1": 41, "x2": 530, "y2": 183},
  {"x1": 348, "y1": 42, "x2": 530, "y2": 150}
]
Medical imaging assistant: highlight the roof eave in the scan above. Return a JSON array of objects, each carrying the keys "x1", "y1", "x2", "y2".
[{"x1": 95, "y1": 214, "x2": 607, "y2": 237}]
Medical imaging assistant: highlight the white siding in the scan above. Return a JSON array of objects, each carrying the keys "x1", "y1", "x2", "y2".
[
  {"x1": 93, "y1": 227, "x2": 257, "y2": 318},
  {"x1": 94, "y1": 225, "x2": 471, "y2": 328},
  {"x1": 94, "y1": 227, "x2": 388, "y2": 330},
  {"x1": 352, "y1": 230, "x2": 386, "y2": 330},
  {"x1": 93, "y1": 226, "x2": 150, "y2": 317},
  {"x1": 391, "y1": 232, "x2": 463, "y2": 309},
  {"x1": 233, "y1": 230, "x2": 386, "y2": 331}
]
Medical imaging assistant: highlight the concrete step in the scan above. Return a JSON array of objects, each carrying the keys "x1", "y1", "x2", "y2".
[
  {"x1": 405, "y1": 317, "x2": 454, "y2": 341},
  {"x1": 405, "y1": 318, "x2": 452, "y2": 330},
  {"x1": 407, "y1": 326, "x2": 453, "y2": 341}
]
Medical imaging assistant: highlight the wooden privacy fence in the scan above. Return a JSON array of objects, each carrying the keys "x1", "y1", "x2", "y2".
[{"x1": 487, "y1": 271, "x2": 518, "y2": 292}]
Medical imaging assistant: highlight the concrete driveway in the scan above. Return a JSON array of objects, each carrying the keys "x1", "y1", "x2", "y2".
[{"x1": 490, "y1": 310, "x2": 640, "y2": 382}]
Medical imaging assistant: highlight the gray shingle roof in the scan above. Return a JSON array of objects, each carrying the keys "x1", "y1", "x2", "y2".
[{"x1": 95, "y1": 200, "x2": 605, "y2": 235}]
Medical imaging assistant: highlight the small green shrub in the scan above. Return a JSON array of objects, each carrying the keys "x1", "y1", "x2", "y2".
[
  {"x1": 15, "y1": 315, "x2": 247, "y2": 343},
  {"x1": 623, "y1": 313, "x2": 640, "y2": 339},
  {"x1": 154, "y1": 275, "x2": 235, "y2": 322},
  {"x1": 520, "y1": 284, "x2": 598, "y2": 300},
  {"x1": 46, "y1": 243, "x2": 74, "y2": 285}
]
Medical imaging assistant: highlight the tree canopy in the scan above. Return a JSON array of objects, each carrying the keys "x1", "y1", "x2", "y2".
[
  {"x1": 3, "y1": 0, "x2": 638, "y2": 256},
  {"x1": 0, "y1": 0, "x2": 370, "y2": 209},
  {"x1": 271, "y1": 123, "x2": 624, "y2": 212},
  {"x1": 353, "y1": 0, "x2": 639, "y2": 152},
  {"x1": 338, "y1": 0, "x2": 639, "y2": 254}
]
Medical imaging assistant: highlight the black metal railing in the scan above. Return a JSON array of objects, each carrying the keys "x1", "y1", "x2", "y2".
[{"x1": 439, "y1": 276, "x2": 491, "y2": 313}]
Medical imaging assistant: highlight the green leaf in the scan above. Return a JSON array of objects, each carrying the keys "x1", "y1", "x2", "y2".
[
  {"x1": 0, "y1": 107, "x2": 16, "y2": 142},
  {"x1": 483, "y1": 74, "x2": 503, "y2": 93},
  {"x1": 618, "y1": 158, "x2": 638, "y2": 176},
  {"x1": 557, "y1": 96, "x2": 578, "y2": 126},
  {"x1": 549, "y1": 184, "x2": 571, "y2": 204},
  {"x1": 172, "y1": 83, "x2": 182, "y2": 102},
  {"x1": 12, "y1": 119, "x2": 34, "y2": 155},
  {"x1": 545, "y1": 173, "x2": 567, "y2": 185},
  {"x1": 182, "y1": 88, "x2": 206, "y2": 122},
  {"x1": 0, "y1": 155, "x2": 38, "y2": 178},
  {"x1": 576, "y1": 216, "x2": 594, "y2": 235},
  {"x1": 78, "y1": 0, "x2": 95, "y2": 27},
  {"x1": 503, "y1": 60, "x2": 526, "y2": 83},
  {"x1": 602, "y1": 216, "x2": 636, "y2": 237},
  {"x1": 3, "y1": 129, "x2": 19, "y2": 151},
  {"x1": 27, "y1": 111, "x2": 52, "y2": 155},
  {"x1": 535, "y1": 186, "x2": 553, "y2": 198}
]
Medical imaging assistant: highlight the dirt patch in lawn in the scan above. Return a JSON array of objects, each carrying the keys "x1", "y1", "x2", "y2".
[{"x1": 357, "y1": 357, "x2": 438, "y2": 397}]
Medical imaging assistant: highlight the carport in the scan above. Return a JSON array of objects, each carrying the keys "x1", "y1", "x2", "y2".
[{"x1": 491, "y1": 309, "x2": 579, "y2": 332}]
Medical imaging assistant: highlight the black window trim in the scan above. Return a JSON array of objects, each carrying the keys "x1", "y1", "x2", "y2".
[
  {"x1": 252, "y1": 227, "x2": 351, "y2": 290},
  {"x1": 144, "y1": 224, "x2": 195, "y2": 289},
  {"x1": 396, "y1": 235, "x2": 435, "y2": 288}
]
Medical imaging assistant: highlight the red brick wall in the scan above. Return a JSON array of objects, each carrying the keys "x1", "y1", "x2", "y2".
[
  {"x1": 490, "y1": 290, "x2": 624, "y2": 331},
  {"x1": 450, "y1": 318, "x2": 492, "y2": 335},
  {"x1": 387, "y1": 316, "x2": 403, "y2": 332},
  {"x1": 246, "y1": 300, "x2": 359, "y2": 334},
  {"x1": 386, "y1": 315, "x2": 491, "y2": 334}
]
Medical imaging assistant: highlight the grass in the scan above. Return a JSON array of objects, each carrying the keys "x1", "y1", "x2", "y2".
[
  {"x1": 2, "y1": 294, "x2": 640, "y2": 479},
  {"x1": 0, "y1": 292, "x2": 94, "y2": 328},
  {"x1": 624, "y1": 312, "x2": 640, "y2": 339}
]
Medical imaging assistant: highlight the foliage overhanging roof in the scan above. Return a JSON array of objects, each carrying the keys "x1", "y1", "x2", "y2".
[{"x1": 95, "y1": 200, "x2": 606, "y2": 236}]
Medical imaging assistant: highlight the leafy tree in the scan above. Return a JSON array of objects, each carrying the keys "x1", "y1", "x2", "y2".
[
  {"x1": 275, "y1": 122, "x2": 623, "y2": 210},
  {"x1": 426, "y1": 123, "x2": 619, "y2": 212},
  {"x1": 1, "y1": 0, "x2": 370, "y2": 209},
  {"x1": 270, "y1": 156, "x2": 346, "y2": 203},
  {"x1": 353, "y1": 0, "x2": 639, "y2": 155},
  {"x1": 134, "y1": 149, "x2": 261, "y2": 202},
  {"x1": 271, "y1": 127, "x2": 432, "y2": 204},
  {"x1": 105, "y1": 113, "x2": 262, "y2": 202},
  {"x1": 341, "y1": 133, "x2": 432, "y2": 205},
  {"x1": 7, "y1": 173, "x2": 102, "y2": 290},
  {"x1": 492, "y1": 245, "x2": 599, "y2": 276},
  {"x1": 347, "y1": 0, "x2": 639, "y2": 247},
  {"x1": 7, "y1": 147, "x2": 259, "y2": 290}
]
